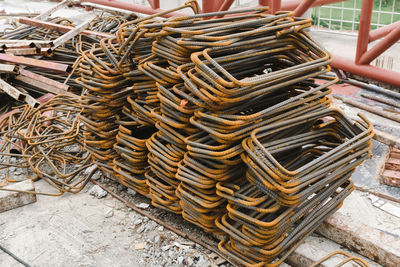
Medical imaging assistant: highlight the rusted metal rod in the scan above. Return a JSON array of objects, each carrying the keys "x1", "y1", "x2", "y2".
[
  {"x1": 80, "y1": 0, "x2": 188, "y2": 17},
  {"x1": 361, "y1": 93, "x2": 400, "y2": 109},
  {"x1": 335, "y1": 95, "x2": 400, "y2": 123},
  {"x1": 16, "y1": 69, "x2": 76, "y2": 97},
  {"x1": 279, "y1": 0, "x2": 346, "y2": 10},
  {"x1": 216, "y1": 0, "x2": 235, "y2": 13},
  {"x1": 3, "y1": 47, "x2": 39, "y2": 56},
  {"x1": 374, "y1": 129, "x2": 400, "y2": 150},
  {"x1": 0, "y1": 78, "x2": 39, "y2": 107},
  {"x1": 148, "y1": 0, "x2": 160, "y2": 9},
  {"x1": 342, "y1": 78, "x2": 400, "y2": 100},
  {"x1": 0, "y1": 53, "x2": 71, "y2": 73},
  {"x1": 35, "y1": 0, "x2": 71, "y2": 20},
  {"x1": 0, "y1": 64, "x2": 17, "y2": 73},
  {"x1": 51, "y1": 19, "x2": 92, "y2": 50},
  {"x1": 18, "y1": 18, "x2": 114, "y2": 39},
  {"x1": 0, "y1": 40, "x2": 51, "y2": 48}
]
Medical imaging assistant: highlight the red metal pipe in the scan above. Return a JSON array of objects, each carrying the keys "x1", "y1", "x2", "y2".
[
  {"x1": 203, "y1": 0, "x2": 225, "y2": 13},
  {"x1": 359, "y1": 25, "x2": 400, "y2": 65},
  {"x1": 294, "y1": 0, "x2": 317, "y2": 17},
  {"x1": 218, "y1": 0, "x2": 235, "y2": 12},
  {"x1": 280, "y1": 0, "x2": 345, "y2": 10},
  {"x1": 271, "y1": 0, "x2": 282, "y2": 13},
  {"x1": 147, "y1": 0, "x2": 159, "y2": 9},
  {"x1": 355, "y1": 0, "x2": 373, "y2": 63},
  {"x1": 259, "y1": 0, "x2": 274, "y2": 13},
  {"x1": 202, "y1": 0, "x2": 215, "y2": 13},
  {"x1": 81, "y1": 0, "x2": 187, "y2": 17},
  {"x1": 369, "y1": 21, "x2": 400, "y2": 43},
  {"x1": 332, "y1": 55, "x2": 400, "y2": 88}
]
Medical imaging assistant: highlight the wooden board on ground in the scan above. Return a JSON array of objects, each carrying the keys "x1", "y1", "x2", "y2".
[{"x1": 0, "y1": 180, "x2": 36, "y2": 213}]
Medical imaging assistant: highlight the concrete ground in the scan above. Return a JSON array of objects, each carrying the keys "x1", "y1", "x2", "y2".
[{"x1": 0, "y1": 179, "x2": 216, "y2": 267}]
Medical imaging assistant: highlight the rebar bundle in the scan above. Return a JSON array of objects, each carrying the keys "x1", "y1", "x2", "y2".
[{"x1": 74, "y1": 2, "x2": 374, "y2": 265}]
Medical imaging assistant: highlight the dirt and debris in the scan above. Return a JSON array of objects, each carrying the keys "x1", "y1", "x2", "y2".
[
  {"x1": 1, "y1": 179, "x2": 222, "y2": 267},
  {"x1": 88, "y1": 185, "x2": 108, "y2": 199}
]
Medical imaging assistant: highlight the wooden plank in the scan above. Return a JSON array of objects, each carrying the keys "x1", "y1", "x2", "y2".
[
  {"x1": 286, "y1": 234, "x2": 382, "y2": 267},
  {"x1": 385, "y1": 158, "x2": 400, "y2": 171},
  {"x1": 0, "y1": 180, "x2": 36, "y2": 213},
  {"x1": 382, "y1": 169, "x2": 400, "y2": 187},
  {"x1": 316, "y1": 212, "x2": 400, "y2": 267},
  {"x1": 374, "y1": 130, "x2": 400, "y2": 149}
]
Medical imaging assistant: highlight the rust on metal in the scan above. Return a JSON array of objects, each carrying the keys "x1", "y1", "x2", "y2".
[{"x1": 0, "y1": 53, "x2": 71, "y2": 73}]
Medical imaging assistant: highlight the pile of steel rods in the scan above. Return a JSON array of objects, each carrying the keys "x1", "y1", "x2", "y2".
[
  {"x1": 74, "y1": 1, "x2": 374, "y2": 265},
  {"x1": 0, "y1": 14, "x2": 130, "y2": 95},
  {"x1": 0, "y1": 95, "x2": 95, "y2": 196}
]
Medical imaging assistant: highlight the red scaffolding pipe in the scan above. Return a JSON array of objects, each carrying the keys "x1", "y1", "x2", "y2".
[
  {"x1": 147, "y1": 0, "x2": 159, "y2": 10},
  {"x1": 294, "y1": 0, "x2": 317, "y2": 17},
  {"x1": 359, "y1": 25, "x2": 400, "y2": 65},
  {"x1": 355, "y1": 0, "x2": 374, "y2": 63},
  {"x1": 203, "y1": 0, "x2": 225, "y2": 13},
  {"x1": 332, "y1": 55, "x2": 400, "y2": 88},
  {"x1": 217, "y1": 0, "x2": 235, "y2": 12},
  {"x1": 369, "y1": 21, "x2": 400, "y2": 43},
  {"x1": 271, "y1": 0, "x2": 282, "y2": 13}
]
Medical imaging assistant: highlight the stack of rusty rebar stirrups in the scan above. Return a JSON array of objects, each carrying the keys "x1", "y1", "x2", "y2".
[{"x1": 76, "y1": 1, "x2": 374, "y2": 265}]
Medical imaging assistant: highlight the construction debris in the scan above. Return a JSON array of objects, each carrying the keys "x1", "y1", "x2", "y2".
[
  {"x1": 335, "y1": 95, "x2": 400, "y2": 123},
  {"x1": 381, "y1": 147, "x2": 400, "y2": 187},
  {"x1": 88, "y1": 184, "x2": 108, "y2": 198},
  {"x1": 368, "y1": 194, "x2": 400, "y2": 218},
  {"x1": 317, "y1": 212, "x2": 400, "y2": 267}
]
